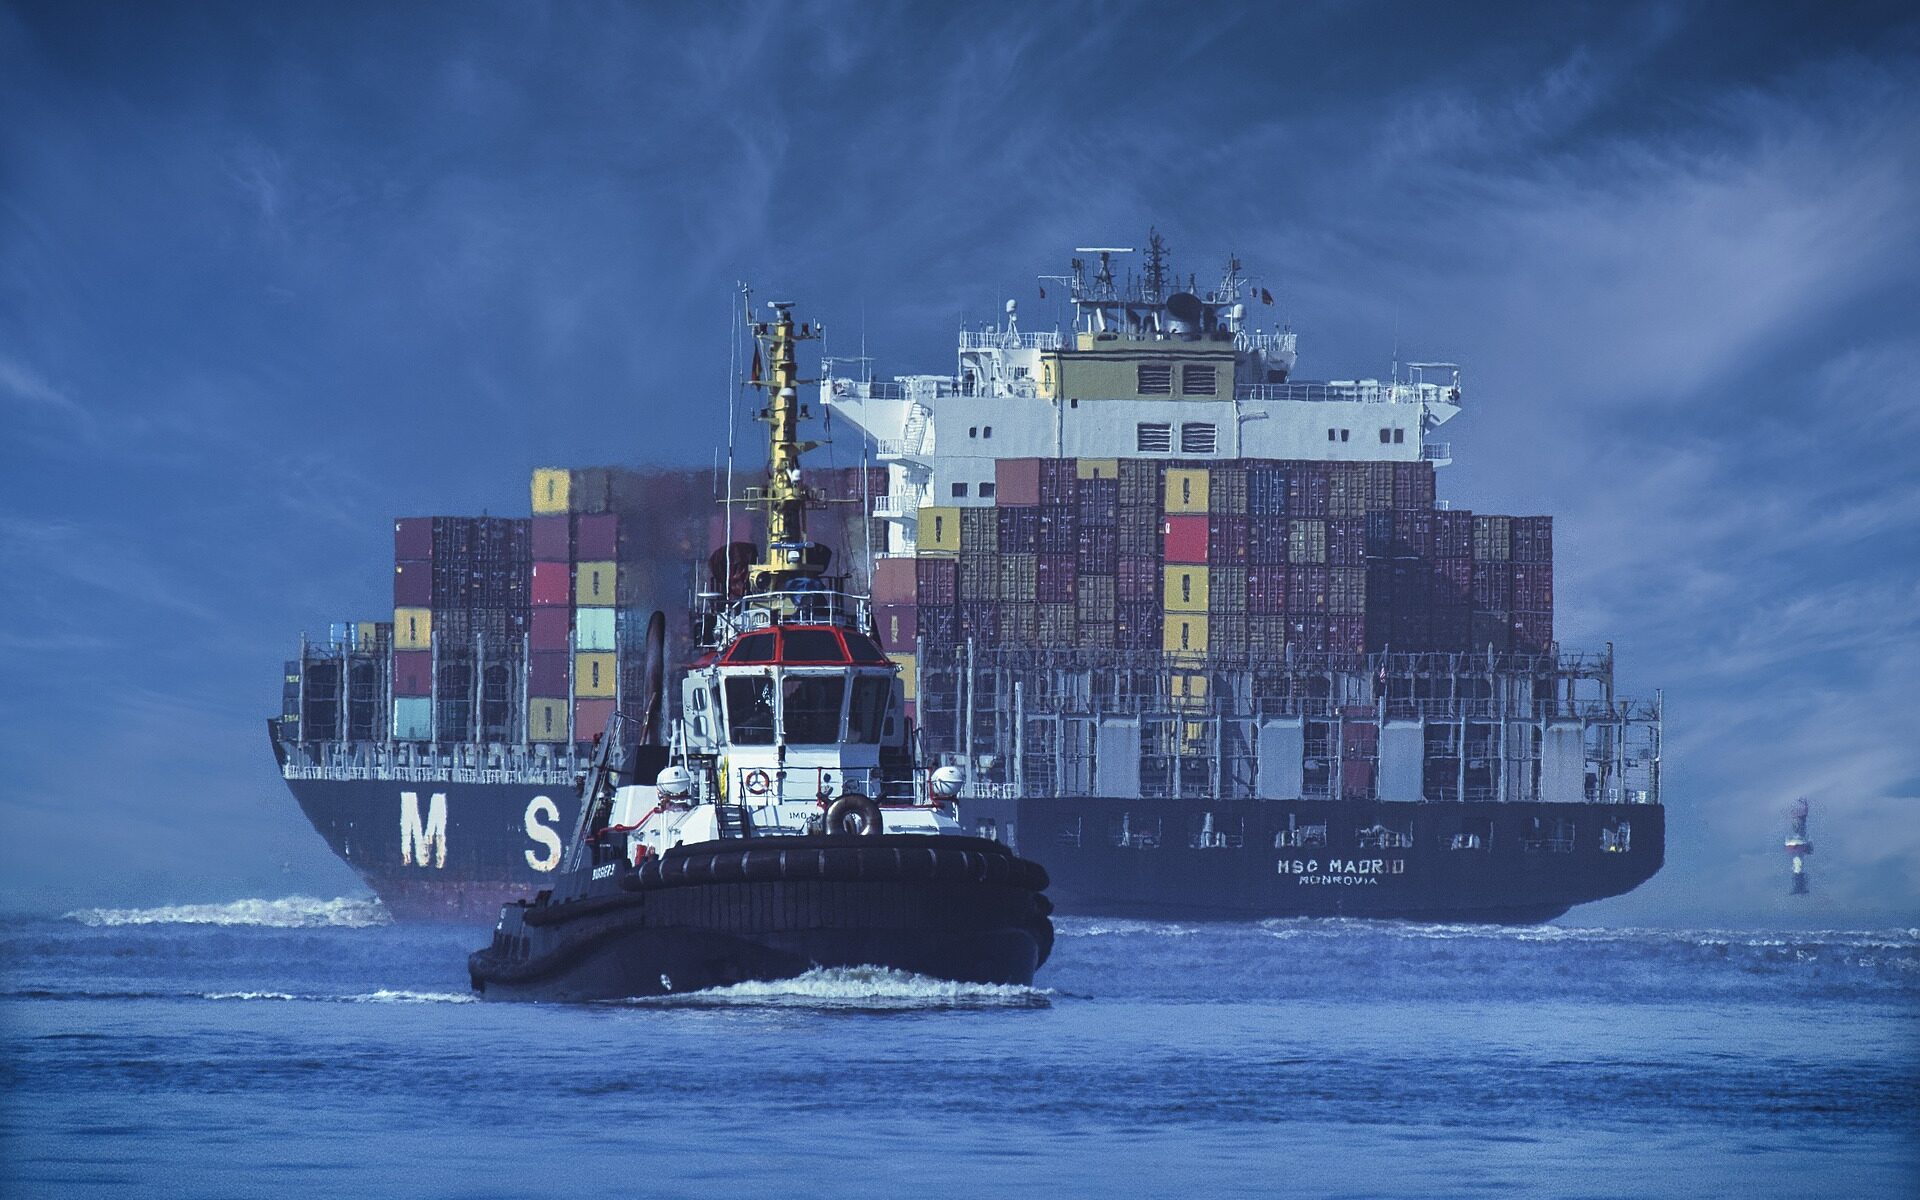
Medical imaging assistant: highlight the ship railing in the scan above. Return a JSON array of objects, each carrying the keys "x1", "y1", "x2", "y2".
[
  {"x1": 957, "y1": 329, "x2": 1063, "y2": 351},
  {"x1": 1422, "y1": 441, "x2": 1451, "y2": 462},
  {"x1": 824, "y1": 377, "x2": 905, "y2": 401},
  {"x1": 1234, "y1": 381, "x2": 1448, "y2": 405},
  {"x1": 1235, "y1": 329, "x2": 1297, "y2": 356},
  {"x1": 871, "y1": 491, "x2": 926, "y2": 519},
  {"x1": 713, "y1": 590, "x2": 873, "y2": 640},
  {"x1": 875, "y1": 437, "x2": 927, "y2": 460}
]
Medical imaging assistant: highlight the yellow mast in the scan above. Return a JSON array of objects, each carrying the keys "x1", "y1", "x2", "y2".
[{"x1": 747, "y1": 301, "x2": 823, "y2": 591}]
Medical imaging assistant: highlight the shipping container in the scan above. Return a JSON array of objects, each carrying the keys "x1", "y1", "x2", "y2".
[
  {"x1": 1329, "y1": 567, "x2": 1368, "y2": 615},
  {"x1": 531, "y1": 561, "x2": 571, "y2": 607},
  {"x1": 1164, "y1": 514, "x2": 1209, "y2": 564},
  {"x1": 528, "y1": 697, "x2": 569, "y2": 743},
  {"x1": 575, "y1": 651, "x2": 617, "y2": 698},
  {"x1": 918, "y1": 506, "x2": 961, "y2": 554},
  {"x1": 1164, "y1": 564, "x2": 1210, "y2": 612},
  {"x1": 1038, "y1": 602, "x2": 1076, "y2": 644},
  {"x1": 1329, "y1": 614, "x2": 1367, "y2": 653},
  {"x1": 1287, "y1": 615, "x2": 1329, "y2": 654},
  {"x1": 1249, "y1": 564, "x2": 1288, "y2": 615},
  {"x1": 575, "y1": 561, "x2": 617, "y2": 606},
  {"x1": 392, "y1": 696, "x2": 433, "y2": 741},
  {"x1": 1436, "y1": 509, "x2": 1474, "y2": 558},
  {"x1": 1288, "y1": 565, "x2": 1329, "y2": 613},
  {"x1": 872, "y1": 557, "x2": 917, "y2": 604},
  {"x1": 997, "y1": 506, "x2": 1038, "y2": 554},
  {"x1": 1208, "y1": 566, "x2": 1248, "y2": 615},
  {"x1": 1076, "y1": 476, "x2": 1118, "y2": 527},
  {"x1": 531, "y1": 513, "x2": 570, "y2": 561},
  {"x1": 1472, "y1": 515, "x2": 1512, "y2": 561},
  {"x1": 959, "y1": 603, "x2": 1003, "y2": 643},
  {"x1": 888, "y1": 653, "x2": 917, "y2": 702},
  {"x1": 1289, "y1": 465, "x2": 1330, "y2": 518},
  {"x1": 1207, "y1": 464, "x2": 1248, "y2": 515},
  {"x1": 1117, "y1": 458, "x2": 1160, "y2": 510},
  {"x1": 1075, "y1": 574, "x2": 1117, "y2": 625},
  {"x1": 393, "y1": 561, "x2": 432, "y2": 606},
  {"x1": 531, "y1": 468, "x2": 571, "y2": 515},
  {"x1": 1287, "y1": 519, "x2": 1328, "y2": 564},
  {"x1": 573, "y1": 513, "x2": 619, "y2": 560},
  {"x1": 1118, "y1": 509, "x2": 1161, "y2": 557},
  {"x1": 529, "y1": 651, "x2": 570, "y2": 696},
  {"x1": 1207, "y1": 516, "x2": 1248, "y2": 565},
  {"x1": 1116, "y1": 601, "x2": 1161, "y2": 648},
  {"x1": 394, "y1": 517, "x2": 433, "y2": 561},
  {"x1": 1472, "y1": 562, "x2": 1514, "y2": 610},
  {"x1": 574, "y1": 699, "x2": 616, "y2": 742},
  {"x1": 1037, "y1": 554, "x2": 1077, "y2": 604},
  {"x1": 915, "y1": 556, "x2": 958, "y2": 606},
  {"x1": 1247, "y1": 515, "x2": 1289, "y2": 565},
  {"x1": 1117, "y1": 557, "x2": 1160, "y2": 603},
  {"x1": 919, "y1": 603, "x2": 958, "y2": 647},
  {"x1": 998, "y1": 554, "x2": 1037, "y2": 603},
  {"x1": 1004, "y1": 603, "x2": 1038, "y2": 643},
  {"x1": 1511, "y1": 516, "x2": 1554, "y2": 563},
  {"x1": 1077, "y1": 457, "x2": 1119, "y2": 480},
  {"x1": 392, "y1": 650, "x2": 432, "y2": 698},
  {"x1": 1163, "y1": 612, "x2": 1209, "y2": 658},
  {"x1": 1341, "y1": 759, "x2": 1375, "y2": 799},
  {"x1": 1328, "y1": 467, "x2": 1364, "y2": 517},
  {"x1": 1037, "y1": 506, "x2": 1078, "y2": 555},
  {"x1": 1470, "y1": 610, "x2": 1512, "y2": 651},
  {"x1": 393, "y1": 607, "x2": 432, "y2": 651},
  {"x1": 1165, "y1": 467, "x2": 1210, "y2": 513},
  {"x1": 876, "y1": 604, "x2": 917, "y2": 652},
  {"x1": 957, "y1": 507, "x2": 995, "y2": 554},
  {"x1": 995, "y1": 458, "x2": 1042, "y2": 507},
  {"x1": 1332, "y1": 517, "x2": 1369, "y2": 566},
  {"x1": 1247, "y1": 463, "x2": 1291, "y2": 517},
  {"x1": 1039, "y1": 458, "x2": 1076, "y2": 505},
  {"x1": 573, "y1": 606, "x2": 616, "y2": 652},
  {"x1": 1512, "y1": 561, "x2": 1553, "y2": 611},
  {"x1": 1512, "y1": 610, "x2": 1554, "y2": 653},
  {"x1": 960, "y1": 553, "x2": 997, "y2": 602},
  {"x1": 1077, "y1": 527, "x2": 1117, "y2": 574},
  {"x1": 1209, "y1": 618, "x2": 1249, "y2": 658},
  {"x1": 530, "y1": 607, "x2": 571, "y2": 652}
]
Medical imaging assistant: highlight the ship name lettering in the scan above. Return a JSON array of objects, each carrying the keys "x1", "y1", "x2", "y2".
[
  {"x1": 1279, "y1": 857, "x2": 1405, "y2": 885},
  {"x1": 591, "y1": 862, "x2": 616, "y2": 881},
  {"x1": 525, "y1": 796, "x2": 563, "y2": 872},
  {"x1": 400, "y1": 791, "x2": 448, "y2": 869}
]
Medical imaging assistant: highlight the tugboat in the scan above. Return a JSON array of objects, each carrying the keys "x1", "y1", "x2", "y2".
[{"x1": 469, "y1": 301, "x2": 1054, "y2": 1001}]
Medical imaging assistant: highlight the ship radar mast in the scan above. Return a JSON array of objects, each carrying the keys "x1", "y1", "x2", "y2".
[{"x1": 746, "y1": 300, "x2": 827, "y2": 593}]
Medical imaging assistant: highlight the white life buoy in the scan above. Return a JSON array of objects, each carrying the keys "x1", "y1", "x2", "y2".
[{"x1": 744, "y1": 769, "x2": 772, "y2": 796}]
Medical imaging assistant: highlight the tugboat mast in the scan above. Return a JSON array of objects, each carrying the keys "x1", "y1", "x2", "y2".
[{"x1": 747, "y1": 301, "x2": 826, "y2": 593}]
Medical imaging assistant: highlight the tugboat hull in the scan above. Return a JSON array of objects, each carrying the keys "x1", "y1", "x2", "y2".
[{"x1": 470, "y1": 837, "x2": 1053, "y2": 1002}]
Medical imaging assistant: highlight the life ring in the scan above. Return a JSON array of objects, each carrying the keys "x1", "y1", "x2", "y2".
[{"x1": 743, "y1": 769, "x2": 772, "y2": 796}]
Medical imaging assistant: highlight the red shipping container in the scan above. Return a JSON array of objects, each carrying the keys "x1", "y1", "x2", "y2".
[
  {"x1": 394, "y1": 560, "x2": 432, "y2": 606},
  {"x1": 872, "y1": 557, "x2": 918, "y2": 604},
  {"x1": 530, "y1": 561, "x2": 571, "y2": 606},
  {"x1": 876, "y1": 603, "x2": 917, "y2": 651},
  {"x1": 995, "y1": 458, "x2": 1042, "y2": 506},
  {"x1": 530, "y1": 651, "x2": 570, "y2": 696},
  {"x1": 1163, "y1": 514, "x2": 1209, "y2": 563},
  {"x1": 392, "y1": 650, "x2": 433, "y2": 697},
  {"x1": 394, "y1": 517, "x2": 433, "y2": 561},
  {"x1": 575, "y1": 699, "x2": 616, "y2": 742},
  {"x1": 531, "y1": 514, "x2": 571, "y2": 561},
  {"x1": 530, "y1": 607, "x2": 571, "y2": 652},
  {"x1": 915, "y1": 557, "x2": 958, "y2": 606},
  {"x1": 574, "y1": 513, "x2": 619, "y2": 560}
]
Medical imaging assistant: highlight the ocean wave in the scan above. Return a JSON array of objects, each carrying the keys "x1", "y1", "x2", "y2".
[
  {"x1": 62, "y1": 896, "x2": 391, "y2": 929},
  {"x1": 344, "y1": 989, "x2": 475, "y2": 1004},
  {"x1": 621, "y1": 966, "x2": 1051, "y2": 1010}
]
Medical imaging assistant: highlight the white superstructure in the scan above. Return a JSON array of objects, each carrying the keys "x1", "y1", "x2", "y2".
[{"x1": 822, "y1": 239, "x2": 1463, "y2": 555}]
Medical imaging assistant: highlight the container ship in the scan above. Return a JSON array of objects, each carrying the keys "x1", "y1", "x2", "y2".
[{"x1": 272, "y1": 237, "x2": 1664, "y2": 923}]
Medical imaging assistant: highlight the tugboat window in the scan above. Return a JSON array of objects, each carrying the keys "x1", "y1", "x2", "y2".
[
  {"x1": 847, "y1": 676, "x2": 890, "y2": 743},
  {"x1": 842, "y1": 633, "x2": 890, "y2": 664},
  {"x1": 724, "y1": 676, "x2": 775, "y2": 744},
  {"x1": 782, "y1": 629, "x2": 847, "y2": 662},
  {"x1": 729, "y1": 631, "x2": 777, "y2": 663},
  {"x1": 782, "y1": 675, "x2": 846, "y2": 744}
]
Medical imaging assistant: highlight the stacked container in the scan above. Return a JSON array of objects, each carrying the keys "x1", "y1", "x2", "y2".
[{"x1": 392, "y1": 515, "x2": 532, "y2": 743}]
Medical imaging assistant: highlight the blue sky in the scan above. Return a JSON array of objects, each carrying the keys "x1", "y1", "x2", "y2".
[{"x1": 2, "y1": 1, "x2": 1915, "y2": 923}]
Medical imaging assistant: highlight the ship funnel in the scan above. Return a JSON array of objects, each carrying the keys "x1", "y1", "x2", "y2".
[{"x1": 1166, "y1": 291, "x2": 1203, "y2": 337}]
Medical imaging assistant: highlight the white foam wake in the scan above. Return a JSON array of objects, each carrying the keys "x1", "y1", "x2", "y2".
[
  {"x1": 64, "y1": 896, "x2": 392, "y2": 929},
  {"x1": 628, "y1": 965, "x2": 1050, "y2": 1010}
]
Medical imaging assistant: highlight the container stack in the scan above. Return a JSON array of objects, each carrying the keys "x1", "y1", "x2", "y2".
[
  {"x1": 907, "y1": 457, "x2": 1553, "y2": 680},
  {"x1": 392, "y1": 515, "x2": 532, "y2": 743}
]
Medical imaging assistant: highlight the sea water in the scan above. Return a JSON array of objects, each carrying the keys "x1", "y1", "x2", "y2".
[{"x1": 2, "y1": 901, "x2": 1914, "y2": 1198}]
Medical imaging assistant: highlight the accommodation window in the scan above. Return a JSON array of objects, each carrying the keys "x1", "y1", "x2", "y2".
[
  {"x1": 979, "y1": 482, "x2": 996, "y2": 499},
  {"x1": 1181, "y1": 365, "x2": 1217, "y2": 396},
  {"x1": 983, "y1": 425, "x2": 992, "y2": 438},
  {"x1": 1380, "y1": 428, "x2": 1393, "y2": 444},
  {"x1": 1340, "y1": 429, "x2": 1350, "y2": 442},
  {"x1": 1327, "y1": 428, "x2": 1337, "y2": 441},
  {"x1": 952, "y1": 482, "x2": 968, "y2": 498},
  {"x1": 1137, "y1": 364, "x2": 1172, "y2": 395},
  {"x1": 1137, "y1": 422, "x2": 1172, "y2": 452},
  {"x1": 1180, "y1": 422, "x2": 1217, "y2": 454},
  {"x1": 1394, "y1": 428, "x2": 1405, "y2": 444},
  {"x1": 969, "y1": 426, "x2": 978, "y2": 438}
]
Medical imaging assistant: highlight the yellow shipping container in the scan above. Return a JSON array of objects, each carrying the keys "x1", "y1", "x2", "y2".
[
  {"x1": 1165, "y1": 467, "x2": 1210, "y2": 513},
  {"x1": 1076, "y1": 457, "x2": 1119, "y2": 480},
  {"x1": 918, "y1": 506, "x2": 961, "y2": 554},
  {"x1": 528, "y1": 698, "x2": 569, "y2": 742},
  {"x1": 575, "y1": 652, "x2": 617, "y2": 698},
  {"x1": 1171, "y1": 673, "x2": 1208, "y2": 710},
  {"x1": 1163, "y1": 612, "x2": 1209, "y2": 657},
  {"x1": 531, "y1": 467, "x2": 571, "y2": 515},
  {"x1": 1163, "y1": 564, "x2": 1210, "y2": 613},
  {"x1": 575, "y1": 561, "x2": 617, "y2": 605},
  {"x1": 888, "y1": 652, "x2": 917, "y2": 701},
  {"x1": 393, "y1": 607, "x2": 432, "y2": 650}
]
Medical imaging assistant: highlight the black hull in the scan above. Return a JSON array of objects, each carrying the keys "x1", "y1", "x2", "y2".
[
  {"x1": 279, "y1": 764, "x2": 1662, "y2": 925},
  {"x1": 470, "y1": 836, "x2": 1053, "y2": 1002},
  {"x1": 964, "y1": 796, "x2": 1664, "y2": 923}
]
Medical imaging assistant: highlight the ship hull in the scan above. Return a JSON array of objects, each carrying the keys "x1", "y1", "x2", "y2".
[
  {"x1": 963, "y1": 796, "x2": 1664, "y2": 923},
  {"x1": 280, "y1": 774, "x2": 583, "y2": 922},
  {"x1": 284, "y1": 770, "x2": 1661, "y2": 924}
]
